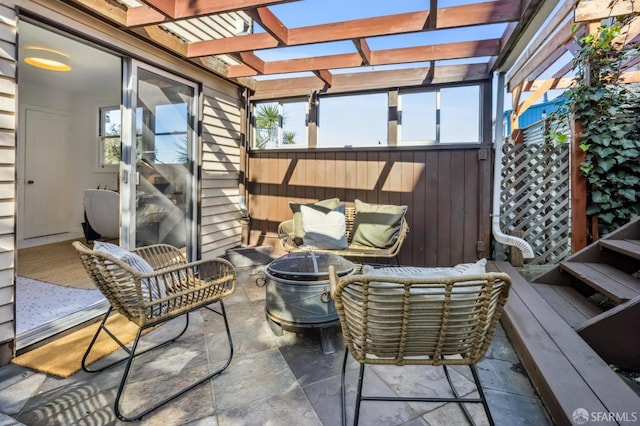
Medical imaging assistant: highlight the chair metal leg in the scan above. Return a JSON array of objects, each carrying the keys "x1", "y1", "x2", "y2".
[
  {"x1": 345, "y1": 359, "x2": 494, "y2": 426},
  {"x1": 81, "y1": 307, "x2": 189, "y2": 374},
  {"x1": 470, "y1": 363, "x2": 495, "y2": 426},
  {"x1": 443, "y1": 365, "x2": 476, "y2": 426},
  {"x1": 353, "y1": 363, "x2": 366, "y2": 426},
  {"x1": 341, "y1": 348, "x2": 366, "y2": 426},
  {"x1": 340, "y1": 349, "x2": 348, "y2": 426},
  {"x1": 84, "y1": 301, "x2": 234, "y2": 422}
]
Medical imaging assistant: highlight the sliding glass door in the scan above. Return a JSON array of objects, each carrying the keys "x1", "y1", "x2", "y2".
[{"x1": 122, "y1": 60, "x2": 199, "y2": 259}]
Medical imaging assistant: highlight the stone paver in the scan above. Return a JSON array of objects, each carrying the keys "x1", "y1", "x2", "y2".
[{"x1": 0, "y1": 267, "x2": 552, "y2": 425}]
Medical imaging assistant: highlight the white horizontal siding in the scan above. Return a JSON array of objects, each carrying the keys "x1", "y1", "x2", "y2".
[
  {"x1": 0, "y1": 2, "x2": 15, "y2": 352},
  {"x1": 200, "y1": 83, "x2": 243, "y2": 259},
  {"x1": 201, "y1": 233, "x2": 242, "y2": 258}
]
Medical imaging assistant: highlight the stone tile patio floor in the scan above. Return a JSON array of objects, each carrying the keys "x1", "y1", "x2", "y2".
[{"x1": 0, "y1": 266, "x2": 552, "y2": 425}]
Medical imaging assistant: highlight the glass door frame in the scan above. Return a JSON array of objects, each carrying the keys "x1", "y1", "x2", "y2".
[{"x1": 121, "y1": 59, "x2": 200, "y2": 260}]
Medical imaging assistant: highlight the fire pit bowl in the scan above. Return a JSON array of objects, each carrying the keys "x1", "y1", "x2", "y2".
[{"x1": 264, "y1": 251, "x2": 354, "y2": 353}]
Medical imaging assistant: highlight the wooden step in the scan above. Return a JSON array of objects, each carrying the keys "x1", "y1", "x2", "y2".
[
  {"x1": 532, "y1": 282, "x2": 603, "y2": 329},
  {"x1": 599, "y1": 239, "x2": 640, "y2": 260},
  {"x1": 577, "y1": 295, "x2": 640, "y2": 369},
  {"x1": 560, "y1": 262, "x2": 640, "y2": 304},
  {"x1": 488, "y1": 261, "x2": 640, "y2": 425}
]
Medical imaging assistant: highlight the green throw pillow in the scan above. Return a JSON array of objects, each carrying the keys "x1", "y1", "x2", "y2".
[
  {"x1": 289, "y1": 198, "x2": 340, "y2": 245},
  {"x1": 351, "y1": 199, "x2": 407, "y2": 249}
]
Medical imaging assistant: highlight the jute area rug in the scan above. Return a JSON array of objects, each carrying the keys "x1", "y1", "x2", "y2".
[
  {"x1": 12, "y1": 313, "x2": 140, "y2": 378},
  {"x1": 17, "y1": 239, "x2": 96, "y2": 290}
]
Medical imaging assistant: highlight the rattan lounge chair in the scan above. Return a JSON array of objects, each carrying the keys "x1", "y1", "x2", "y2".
[
  {"x1": 329, "y1": 266, "x2": 511, "y2": 426},
  {"x1": 73, "y1": 241, "x2": 237, "y2": 422}
]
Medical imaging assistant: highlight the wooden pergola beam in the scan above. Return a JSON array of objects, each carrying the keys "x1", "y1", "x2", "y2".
[
  {"x1": 520, "y1": 15, "x2": 640, "y2": 94},
  {"x1": 524, "y1": 76, "x2": 574, "y2": 92},
  {"x1": 426, "y1": 0, "x2": 439, "y2": 29},
  {"x1": 313, "y1": 70, "x2": 333, "y2": 86},
  {"x1": 228, "y1": 53, "x2": 363, "y2": 77},
  {"x1": 525, "y1": 42, "x2": 572, "y2": 88},
  {"x1": 508, "y1": 19, "x2": 582, "y2": 92},
  {"x1": 63, "y1": 0, "x2": 530, "y2": 93},
  {"x1": 353, "y1": 39, "x2": 371, "y2": 65},
  {"x1": 132, "y1": 25, "x2": 188, "y2": 56},
  {"x1": 126, "y1": 0, "x2": 298, "y2": 27},
  {"x1": 71, "y1": 0, "x2": 128, "y2": 26},
  {"x1": 227, "y1": 39, "x2": 500, "y2": 77},
  {"x1": 510, "y1": 82, "x2": 523, "y2": 130},
  {"x1": 187, "y1": 0, "x2": 519, "y2": 57},
  {"x1": 517, "y1": 77, "x2": 562, "y2": 114},
  {"x1": 238, "y1": 52, "x2": 266, "y2": 74},
  {"x1": 371, "y1": 39, "x2": 501, "y2": 64},
  {"x1": 251, "y1": 64, "x2": 490, "y2": 100},
  {"x1": 575, "y1": 0, "x2": 640, "y2": 22},
  {"x1": 188, "y1": 33, "x2": 277, "y2": 58},
  {"x1": 247, "y1": 7, "x2": 289, "y2": 44},
  {"x1": 506, "y1": 0, "x2": 576, "y2": 84}
]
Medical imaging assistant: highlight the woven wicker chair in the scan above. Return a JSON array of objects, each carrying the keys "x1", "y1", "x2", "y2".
[
  {"x1": 73, "y1": 241, "x2": 237, "y2": 422},
  {"x1": 329, "y1": 266, "x2": 512, "y2": 426}
]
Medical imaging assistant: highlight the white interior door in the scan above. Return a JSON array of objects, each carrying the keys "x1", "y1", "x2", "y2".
[{"x1": 23, "y1": 108, "x2": 71, "y2": 238}]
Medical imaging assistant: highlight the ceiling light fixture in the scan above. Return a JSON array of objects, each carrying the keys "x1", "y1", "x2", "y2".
[{"x1": 24, "y1": 47, "x2": 71, "y2": 72}]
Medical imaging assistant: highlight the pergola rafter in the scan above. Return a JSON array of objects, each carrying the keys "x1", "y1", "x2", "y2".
[
  {"x1": 62, "y1": 0, "x2": 554, "y2": 97},
  {"x1": 227, "y1": 38, "x2": 501, "y2": 78},
  {"x1": 508, "y1": 0, "x2": 640, "y2": 127},
  {"x1": 125, "y1": 0, "x2": 298, "y2": 27}
]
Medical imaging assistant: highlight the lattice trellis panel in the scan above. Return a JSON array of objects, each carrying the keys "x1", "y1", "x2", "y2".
[{"x1": 500, "y1": 124, "x2": 571, "y2": 264}]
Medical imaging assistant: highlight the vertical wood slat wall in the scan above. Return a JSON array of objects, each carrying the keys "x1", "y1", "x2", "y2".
[
  {"x1": 247, "y1": 146, "x2": 492, "y2": 267},
  {"x1": 0, "y1": 1, "x2": 16, "y2": 363}
]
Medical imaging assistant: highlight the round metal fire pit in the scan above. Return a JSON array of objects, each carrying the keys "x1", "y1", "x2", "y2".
[{"x1": 265, "y1": 251, "x2": 354, "y2": 328}]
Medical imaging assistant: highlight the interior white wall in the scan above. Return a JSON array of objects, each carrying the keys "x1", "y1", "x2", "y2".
[{"x1": 18, "y1": 82, "x2": 119, "y2": 242}]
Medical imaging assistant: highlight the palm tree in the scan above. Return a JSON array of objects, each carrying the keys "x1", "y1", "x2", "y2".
[
  {"x1": 282, "y1": 130, "x2": 297, "y2": 145},
  {"x1": 255, "y1": 104, "x2": 280, "y2": 149}
]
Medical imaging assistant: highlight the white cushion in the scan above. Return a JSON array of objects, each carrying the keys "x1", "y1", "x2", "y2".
[
  {"x1": 361, "y1": 259, "x2": 487, "y2": 299},
  {"x1": 94, "y1": 241, "x2": 153, "y2": 273},
  {"x1": 300, "y1": 204, "x2": 348, "y2": 250},
  {"x1": 93, "y1": 242, "x2": 166, "y2": 309},
  {"x1": 363, "y1": 258, "x2": 487, "y2": 278}
]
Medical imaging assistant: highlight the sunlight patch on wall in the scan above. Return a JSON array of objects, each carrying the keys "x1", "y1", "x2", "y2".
[{"x1": 381, "y1": 162, "x2": 425, "y2": 193}]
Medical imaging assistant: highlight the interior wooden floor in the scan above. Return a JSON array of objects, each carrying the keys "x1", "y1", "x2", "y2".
[{"x1": 17, "y1": 238, "x2": 95, "y2": 289}]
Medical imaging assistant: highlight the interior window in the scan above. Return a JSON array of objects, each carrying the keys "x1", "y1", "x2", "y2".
[
  {"x1": 318, "y1": 93, "x2": 387, "y2": 147},
  {"x1": 98, "y1": 106, "x2": 143, "y2": 167},
  {"x1": 98, "y1": 106, "x2": 121, "y2": 167}
]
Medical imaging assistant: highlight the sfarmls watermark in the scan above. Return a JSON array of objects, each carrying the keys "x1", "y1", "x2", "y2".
[{"x1": 572, "y1": 408, "x2": 638, "y2": 424}]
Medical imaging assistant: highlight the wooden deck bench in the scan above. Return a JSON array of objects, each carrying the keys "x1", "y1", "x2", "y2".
[
  {"x1": 488, "y1": 260, "x2": 640, "y2": 425},
  {"x1": 278, "y1": 206, "x2": 409, "y2": 263}
]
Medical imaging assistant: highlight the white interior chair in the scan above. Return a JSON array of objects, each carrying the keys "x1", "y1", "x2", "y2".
[{"x1": 83, "y1": 189, "x2": 120, "y2": 240}]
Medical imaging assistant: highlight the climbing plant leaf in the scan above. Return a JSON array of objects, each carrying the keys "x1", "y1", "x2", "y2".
[{"x1": 547, "y1": 18, "x2": 640, "y2": 235}]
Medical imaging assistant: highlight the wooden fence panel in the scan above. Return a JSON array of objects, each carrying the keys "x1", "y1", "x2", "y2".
[{"x1": 248, "y1": 146, "x2": 492, "y2": 267}]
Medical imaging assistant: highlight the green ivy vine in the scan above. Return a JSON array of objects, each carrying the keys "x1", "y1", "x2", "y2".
[{"x1": 549, "y1": 18, "x2": 640, "y2": 234}]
